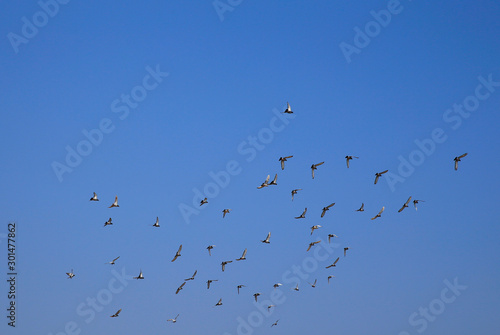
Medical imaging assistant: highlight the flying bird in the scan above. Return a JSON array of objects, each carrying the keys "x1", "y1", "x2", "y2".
[
  {"x1": 108, "y1": 196, "x2": 119, "y2": 208},
  {"x1": 222, "y1": 209, "x2": 231, "y2": 218},
  {"x1": 200, "y1": 197, "x2": 208, "y2": 206},
  {"x1": 307, "y1": 241, "x2": 321, "y2": 251},
  {"x1": 328, "y1": 234, "x2": 338, "y2": 243},
  {"x1": 310, "y1": 225, "x2": 322, "y2": 235},
  {"x1": 268, "y1": 174, "x2": 278, "y2": 186},
  {"x1": 454, "y1": 153, "x2": 468, "y2": 170},
  {"x1": 185, "y1": 270, "x2": 197, "y2": 281},
  {"x1": 371, "y1": 207, "x2": 385, "y2": 220},
  {"x1": 398, "y1": 196, "x2": 412, "y2": 213},
  {"x1": 236, "y1": 248, "x2": 247, "y2": 261},
  {"x1": 110, "y1": 309, "x2": 121, "y2": 318},
  {"x1": 152, "y1": 217, "x2": 160, "y2": 227},
  {"x1": 89, "y1": 192, "x2": 99, "y2": 201},
  {"x1": 327, "y1": 275, "x2": 335, "y2": 284},
  {"x1": 321, "y1": 203, "x2": 335, "y2": 217},
  {"x1": 257, "y1": 175, "x2": 270, "y2": 189},
  {"x1": 326, "y1": 257, "x2": 339, "y2": 268},
  {"x1": 167, "y1": 314, "x2": 179, "y2": 323},
  {"x1": 291, "y1": 189, "x2": 302, "y2": 201},
  {"x1": 237, "y1": 284, "x2": 246, "y2": 294},
  {"x1": 175, "y1": 282, "x2": 186, "y2": 294},
  {"x1": 221, "y1": 260, "x2": 232, "y2": 272},
  {"x1": 374, "y1": 170, "x2": 388, "y2": 184},
  {"x1": 279, "y1": 155, "x2": 293, "y2": 170},
  {"x1": 253, "y1": 293, "x2": 261, "y2": 302},
  {"x1": 206, "y1": 245, "x2": 215, "y2": 256},
  {"x1": 271, "y1": 320, "x2": 280, "y2": 327},
  {"x1": 413, "y1": 200, "x2": 425, "y2": 211},
  {"x1": 356, "y1": 203, "x2": 365, "y2": 212},
  {"x1": 267, "y1": 305, "x2": 275, "y2": 311},
  {"x1": 311, "y1": 162, "x2": 324, "y2": 179},
  {"x1": 261, "y1": 232, "x2": 271, "y2": 244},
  {"x1": 66, "y1": 269, "x2": 75, "y2": 279},
  {"x1": 171, "y1": 245, "x2": 182, "y2": 262},
  {"x1": 133, "y1": 269, "x2": 144, "y2": 279},
  {"x1": 105, "y1": 256, "x2": 120, "y2": 265},
  {"x1": 215, "y1": 298, "x2": 223, "y2": 306},
  {"x1": 273, "y1": 283, "x2": 282, "y2": 289},
  {"x1": 308, "y1": 279, "x2": 317, "y2": 288},
  {"x1": 207, "y1": 279, "x2": 218, "y2": 289},
  {"x1": 283, "y1": 102, "x2": 293, "y2": 114},
  {"x1": 295, "y1": 207, "x2": 307, "y2": 219},
  {"x1": 104, "y1": 218, "x2": 113, "y2": 227},
  {"x1": 344, "y1": 247, "x2": 349, "y2": 257},
  {"x1": 292, "y1": 284, "x2": 299, "y2": 291},
  {"x1": 345, "y1": 155, "x2": 359, "y2": 168}
]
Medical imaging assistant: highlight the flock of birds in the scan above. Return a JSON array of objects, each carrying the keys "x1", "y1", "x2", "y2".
[{"x1": 65, "y1": 103, "x2": 469, "y2": 329}]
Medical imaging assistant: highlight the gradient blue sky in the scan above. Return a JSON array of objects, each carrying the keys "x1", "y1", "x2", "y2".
[{"x1": 1, "y1": 0, "x2": 500, "y2": 334}]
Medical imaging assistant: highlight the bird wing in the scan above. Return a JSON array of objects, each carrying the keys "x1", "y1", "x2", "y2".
[
  {"x1": 264, "y1": 175, "x2": 270, "y2": 183},
  {"x1": 177, "y1": 244, "x2": 183, "y2": 253},
  {"x1": 379, "y1": 206, "x2": 385, "y2": 215},
  {"x1": 171, "y1": 254, "x2": 178, "y2": 262},
  {"x1": 327, "y1": 203, "x2": 335, "y2": 209},
  {"x1": 346, "y1": 158, "x2": 350, "y2": 168},
  {"x1": 116, "y1": 309, "x2": 122, "y2": 316},
  {"x1": 381, "y1": 170, "x2": 388, "y2": 174},
  {"x1": 242, "y1": 248, "x2": 247, "y2": 258},
  {"x1": 333, "y1": 257, "x2": 339, "y2": 265},
  {"x1": 272, "y1": 174, "x2": 278, "y2": 183},
  {"x1": 266, "y1": 232, "x2": 271, "y2": 241},
  {"x1": 316, "y1": 162, "x2": 324, "y2": 166},
  {"x1": 113, "y1": 256, "x2": 120, "y2": 262},
  {"x1": 454, "y1": 160, "x2": 458, "y2": 170},
  {"x1": 374, "y1": 175, "x2": 380, "y2": 184},
  {"x1": 459, "y1": 153, "x2": 468, "y2": 159},
  {"x1": 405, "y1": 196, "x2": 412, "y2": 206},
  {"x1": 280, "y1": 160, "x2": 285, "y2": 170},
  {"x1": 321, "y1": 209, "x2": 326, "y2": 218}
]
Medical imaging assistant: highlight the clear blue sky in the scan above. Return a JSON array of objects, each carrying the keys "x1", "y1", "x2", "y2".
[{"x1": 1, "y1": 0, "x2": 499, "y2": 334}]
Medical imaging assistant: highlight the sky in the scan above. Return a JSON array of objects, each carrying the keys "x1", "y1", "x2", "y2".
[{"x1": 1, "y1": 0, "x2": 500, "y2": 334}]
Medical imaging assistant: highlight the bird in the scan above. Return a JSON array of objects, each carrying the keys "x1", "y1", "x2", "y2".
[
  {"x1": 345, "y1": 155, "x2": 359, "y2": 168},
  {"x1": 185, "y1": 270, "x2": 197, "y2": 281},
  {"x1": 200, "y1": 197, "x2": 208, "y2": 206},
  {"x1": 268, "y1": 174, "x2": 278, "y2": 186},
  {"x1": 110, "y1": 309, "x2": 121, "y2": 318},
  {"x1": 167, "y1": 314, "x2": 179, "y2": 323},
  {"x1": 271, "y1": 320, "x2": 280, "y2": 327},
  {"x1": 152, "y1": 217, "x2": 160, "y2": 227},
  {"x1": 133, "y1": 269, "x2": 144, "y2": 279},
  {"x1": 292, "y1": 284, "x2": 299, "y2": 291},
  {"x1": 253, "y1": 293, "x2": 261, "y2": 302},
  {"x1": 89, "y1": 192, "x2": 99, "y2": 201},
  {"x1": 371, "y1": 206, "x2": 385, "y2": 220},
  {"x1": 295, "y1": 208, "x2": 307, "y2": 219},
  {"x1": 207, "y1": 279, "x2": 218, "y2": 289},
  {"x1": 283, "y1": 102, "x2": 293, "y2": 114},
  {"x1": 221, "y1": 260, "x2": 232, "y2": 272},
  {"x1": 327, "y1": 275, "x2": 335, "y2": 284},
  {"x1": 261, "y1": 232, "x2": 271, "y2": 244},
  {"x1": 326, "y1": 257, "x2": 340, "y2": 268},
  {"x1": 273, "y1": 283, "x2": 282, "y2": 289},
  {"x1": 171, "y1": 245, "x2": 182, "y2": 262},
  {"x1": 454, "y1": 153, "x2": 468, "y2": 170},
  {"x1": 237, "y1": 284, "x2": 246, "y2": 294},
  {"x1": 222, "y1": 209, "x2": 231, "y2": 218},
  {"x1": 215, "y1": 298, "x2": 223, "y2": 306},
  {"x1": 279, "y1": 155, "x2": 293, "y2": 170},
  {"x1": 307, "y1": 241, "x2": 321, "y2": 251},
  {"x1": 356, "y1": 203, "x2": 365, "y2": 212},
  {"x1": 291, "y1": 189, "x2": 302, "y2": 201},
  {"x1": 398, "y1": 196, "x2": 412, "y2": 213},
  {"x1": 328, "y1": 234, "x2": 338, "y2": 243},
  {"x1": 175, "y1": 282, "x2": 186, "y2": 294},
  {"x1": 344, "y1": 247, "x2": 349, "y2": 257},
  {"x1": 104, "y1": 218, "x2": 113, "y2": 227},
  {"x1": 108, "y1": 196, "x2": 119, "y2": 208},
  {"x1": 267, "y1": 305, "x2": 275, "y2": 311},
  {"x1": 105, "y1": 256, "x2": 120, "y2": 265},
  {"x1": 310, "y1": 225, "x2": 322, "y2": 235},
  {"x1": 236, "y1": 248, "x2": 247, "y2": 261},
  {"x1": 257, "y1": 175, "x2": 270, "y2": 189},
  {"x1": 311, "y1": 162, "x2": 324, "y2": 179},
  {"x1": 321, "y1": 203, "x2": 335, "y2": 217},
  {"x1": 413, "y1": 200, "x2": 425, "y2": 211},
  {"x1": 374, "y1": 170, "x2": 388, "y2": 184},
  {"x1": 308, "y1": 279, "x2": 317, "y2": 288},
  {"x1": 207, "y1": 245, "x2": 215, "y2": 256},
  {"x1": 66, "y1": 269, "x2": 75, "y2": 279}
]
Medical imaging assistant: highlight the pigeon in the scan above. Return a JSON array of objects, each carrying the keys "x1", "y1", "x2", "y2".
[
  {"x1": 398, "y1": 196, "x2": 412, "y2": 213},
  {"x1": 222, "y1": 209, "x2": 231, "y2": 218},
  {"x1": 221, "y1": 260, "x2": 232, "y2": 272},
  {"x1": 133, "y1": 269, "x2": 144, "y2": 280},
  {"x1": 215, "y1": 298, "x2": 223, "y2": 306},
  {"x1": 326, "y1": 257, "x2": 339, "y2": 268},
  {"x1": 175, "y1": 282, "x2": 186, "y2": 294},
  {"x1": 327, "y1": 275, "x2": 335, "y2": 284},
  {"x1": 152, "y1": 217, "x2": 160, "y2": 227},
  {"x1": 292, "y1": 284, "x2": 299, "y2": 291},
  {"x1": 237, "y1": 285, "x2": 246, "y2": 294},
  {"x1": 185, "y1": 270, "x2": 197, "y2": 281},
  {"x1": 371, "y1": 207, "x2": 385, "y2": 220},
  {"x1": 200, "y1": 197, "x2": 208, "y2": 206},
  {"x1": 310, "y1": 225, "x2": 322, "y2": 235},
  {"x1": 374, "y1": 170, "x2": 388, "y2": 184},
  {"x1": 344, "y1": 247, "x2": 349, "y2": 257},
  {"x1": 108, "y1": 196, "x2": 119, "y2": 208},
  {"x1": 327, "y1": 234, "x2": 338, "y2": 243},
  {"x1": 261, "y1": 232, "x2": 271, "y2": 244},
  {"x1": 279, "y1": 155, "x2": 293, "y2": 170},
  {"x1": 66, "y1": 269, "x2": 75, "y2": 279},
  {"x1": 236, "y1": 248, "x2": 247, "y2": 261},
  {"x1": 295, "y1": 208, "x2": 307, "y2": 219},
  {"x1": 89, "y1": 192, "x2": 99, "y2": 201},
  {"x1": 207, "y1": 245, "x2": 215, "y2": 256},
  {"x1": 311, "y1": 162, "x2": 324, "y2": 179},
  {"x1": 356, "y1": 203, "x2": 365, "y2": 212},
  {"x1": 257, "y1": 175, "x2": 270, "y2": 189},
  {"x1": 110, "y1": 309, "x2": 121, "y2": 318},
  {"x1": 105, "y1": 256, "x2": 120, "y2": 265},
  {"x1": 268, "y1": 174, "x2": 278, "y2": 186},
  {"x1": 171, "y1": 245, "x2": 182, "y2": 262},
  {"x1": 104, "y1": 218, "x2": 113, "y2": 227},
  {"x1": 271, "y1": 320, "x2": 280, "y2": 327},
  {"x1": 291, "y1": 189, "x2": 302, "y2": 201},
  {"x1": 207, "y1": 279, "x2": 218, "y2": 289},
  {"x1": 307, "y1": 241, "x2": 321, "y2": 252},
  {"x1": 283, "y1": 102, "x2": 293, "y2": 114},
  {"x1": 345, "y1": 155, "x2": 359, "y2": 168},
  {"x1": 308, "y1": 279, "x2": 317, "y2": 288},
  {"x1": 413, "y1": 200, "x2": 425, "y2": 211},
  {"x1": 253, "y1": 293, "x2": 261, "y2": 302},
  {"x1": 454, "y1": 153, "x2": 468, "y2": 170},
  {"x1": 267, "y1": 305, "x2": 275, "y2": 311},
  {"x1": 167, "y1": 314, "x2": 179, "y2": 323},
  {"x1": 321, "y1": 203, "x2": 335, "y2": 218},
  {"x1": 273, "y1": 283, "x2": 283, "y2": 289}
]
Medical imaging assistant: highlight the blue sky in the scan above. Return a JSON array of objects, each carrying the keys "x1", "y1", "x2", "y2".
[{"x1": 1, "y1": 0, "x2": 500, "y2": 334}]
